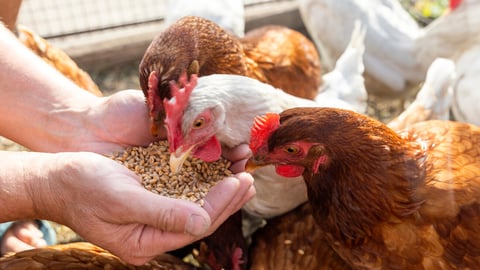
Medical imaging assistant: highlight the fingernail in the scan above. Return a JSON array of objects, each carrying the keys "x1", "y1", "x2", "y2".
[{"x1": 185, "y1": 214, "x2": 208, "y2": 236}]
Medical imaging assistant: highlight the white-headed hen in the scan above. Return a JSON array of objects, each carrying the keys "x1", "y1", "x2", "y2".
[
  {"x1": 247, "y1": 107, "x2": 480, "y2": 269},
  {"x1": 138, "y1": 16, "x2": 321, "y2": 136}
]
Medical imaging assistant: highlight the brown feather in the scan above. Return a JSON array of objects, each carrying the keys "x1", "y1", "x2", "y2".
[
  {"x1": 249, "y1": 203, "x2": 352, "y2": 270},
  {"x1": 251, "y1": 107, "x2": 480, "y2": 269},
  {"x1": 0, "y1": 242, "x2": 194, "y2": 270}
]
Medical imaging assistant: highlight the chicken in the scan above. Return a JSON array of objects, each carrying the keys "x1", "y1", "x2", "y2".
[
  {"x1": 298, "y1": 0, "x2": 479, "y2": 97},
  {"x1": 138, "y1": 16, "x2": 321, "y2": 136},
  {"x1": 387, "y1": 58, "x2": 455, "y2": 131},
  {"x1": 248, "y1": 203, "x2": 352, "y2": 270},
  {"x1": 164, "y1": 73, "x2": 316, "y2": 219},
  {"x1": 164, "y1": 0, "x2": 245, "y2": 37},
  {"x1": 315, "y1": 20, "x2": 367, "y2": 114},
  {"x1": 162, "y1": 21, "x2": 367, "y2": 218},
  {"x1": 450, "y1": 43, "x2": 480, "y2": 126},
  {"x1": 193, "y1": 211, "x2": 246, "y2": 270},
  {"x1": 246, "y1": 107, "x2": 480, "y2": 269},
  {"x1": 158, "y1": 22, "x2": 365, "y2": 269},
  {"x1": 0, "y1": 242, "x2": 194, "y2": 270},
  {"x1": 16, "y1": 25, "x2": 102, "y2": 97}
]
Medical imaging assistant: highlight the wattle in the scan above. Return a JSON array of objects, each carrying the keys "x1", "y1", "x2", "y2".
[
  {"x1": 275, "y1": 164, "x2": 305, "y2": 177},
  {"x1": 193, "y1": 136, "x2": 222, "y2": 162}
]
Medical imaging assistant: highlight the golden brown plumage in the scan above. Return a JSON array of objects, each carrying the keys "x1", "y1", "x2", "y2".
[
  {"x1": 240, "y1": 25, "x2": 322, "y2": 100},
  {"x1": 138, "y1": 16, "x2": 321, "y2": 135},
  {"x1": 17, "y1": 25, "x2": 102, "y2": 97},
  {"x1": 249, "y1": 203, "x2": 351, "y2": 270},
  {"x1": 247, "y1": 107, "x2": 480, "y2": 269},
  {"x1": 0, "y1": 242, "x2": 194, "y2": 270}
]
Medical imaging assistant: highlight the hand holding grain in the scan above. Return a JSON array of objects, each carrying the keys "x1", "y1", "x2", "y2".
[{"x1": 23, "y1": 150, "x2": 254, "y2": 265}]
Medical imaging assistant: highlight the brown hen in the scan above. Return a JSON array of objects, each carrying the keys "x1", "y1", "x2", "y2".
[
  {"x1": 0, "y1": 242, "x2": 194, "y2": 270},
  {"x1": 247, "y1": 107, "x2": 480, "y2": 269},
  {"x1": 16, "y1": 25, "x2": 102, "y2": 97},
  {"x1": 249, "y1": 203, "x2": 351, "y2": 270},
  {"x1": 138, "y1": 16, "x2": 321, "y2": 136}
]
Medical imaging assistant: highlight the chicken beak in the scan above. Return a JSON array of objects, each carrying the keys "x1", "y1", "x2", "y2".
[
  {"x1": 245, "y1": 158, "x2": 266, "y2": 173},
  {"x1": 170, "y1": 145, "x2": 195, "y2": 174}
]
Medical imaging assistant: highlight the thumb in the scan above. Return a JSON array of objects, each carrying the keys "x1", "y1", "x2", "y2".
[{"x1": 127, "y1": 191, "x2": 212, "y2": 236}]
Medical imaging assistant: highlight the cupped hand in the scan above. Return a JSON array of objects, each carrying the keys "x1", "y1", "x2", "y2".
[
  {"x1": 33, "y1": 151, "x2": 254, "y2": 265},
  {"x1": 75, "y1": 90, "x2": 161, "y2": 154}
]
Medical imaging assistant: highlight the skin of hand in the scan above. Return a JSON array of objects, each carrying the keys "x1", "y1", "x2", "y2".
[
  {"x1": 0, "y1": 221, "x2": 47, "y2": 255},
  {"x1": 0, "y1": 23, "x2": 256, "y2": 265},
  {"x1": 0, "y1": 150, "x2": 255, "y2": 265}
]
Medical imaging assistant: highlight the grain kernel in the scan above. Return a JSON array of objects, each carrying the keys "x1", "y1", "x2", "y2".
[{"x1": 106, "y1": 140, "x2": 231, "y2": 204}]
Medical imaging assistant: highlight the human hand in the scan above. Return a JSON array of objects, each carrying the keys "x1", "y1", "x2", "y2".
[
  {"x1": 75, "y1": 90, "x2": 160, "y2": 154},
  {"x1": 222, "y1": 143, "x2": 251, "y2": 173},
  {"x1": 30, "y1": 151, "x2": 254, "y2": 265},
  {"x1": 0, "y1": 221, "x2": 47, "y2": 255}
]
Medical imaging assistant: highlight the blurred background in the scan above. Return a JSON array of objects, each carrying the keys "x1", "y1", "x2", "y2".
[{"x1": 16, "y1": 0, "x2": 448, "y2": 95}]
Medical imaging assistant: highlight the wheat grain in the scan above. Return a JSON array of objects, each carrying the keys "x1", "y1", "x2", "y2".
[{"x1": 107, "y1": 140, "x2": 232, "y2": 206}]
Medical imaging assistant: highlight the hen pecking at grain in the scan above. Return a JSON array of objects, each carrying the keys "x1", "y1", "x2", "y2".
[
  {"x1": 247, "y1": 107, "x2": 480, "y2": 269},
  {"x1": 162, "y1": 21, "x2": 367, "y2": 218},
  {"x1": 138, "y1": 16, "x2": 321, "y2": 136}
]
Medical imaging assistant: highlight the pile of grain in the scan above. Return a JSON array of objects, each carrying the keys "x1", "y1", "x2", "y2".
[{"x1": 107, "y1": 140, "x2": 232, "y2": 206}]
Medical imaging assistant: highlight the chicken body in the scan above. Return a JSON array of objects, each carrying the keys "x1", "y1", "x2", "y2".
[
  {"x1": 138, "y1": 16, "x2": 321, "y2": 135},
  {"x1": 249, "y1": 203, "x2": 352, "y2": 270},
  {"x1": 17, "y1": 25, "x2": 102, "y2": 97},
  {"x1": 247, "y1": 107, "x2": 480, "y2": 269},
  {"x1": 164, "y1": 0, "x2": 245, "y2": 37},
  {"x1": 387, "y1": 57, "x2": 455, "y2": 131},
  {"x1": 451, "y1": 43, "x2": 480, "y2": 126},
  {"x1": 299, "y1": 0, "x2": 480, "y2": 97},
  {"x1": 0, "y1": 242, "x2": 194, "y2": 270}
]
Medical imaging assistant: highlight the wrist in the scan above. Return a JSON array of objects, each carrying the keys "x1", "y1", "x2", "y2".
[{"x1": 0, "y1": 151, "x2": 59, "y2": 222}]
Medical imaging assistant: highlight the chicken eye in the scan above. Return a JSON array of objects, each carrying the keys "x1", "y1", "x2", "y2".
[
  {"x1": 193, "y1": 118, "x2": 205, "y2": 129},
  {"x1": 284, "y1": 145, "x2": 299, "y2": 154}
]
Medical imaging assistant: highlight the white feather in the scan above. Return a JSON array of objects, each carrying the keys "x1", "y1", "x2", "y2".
[
  {"x1": 316, "y1": 20, "x2": 368, "y2": 114},
  {"x1": 387, "y1": 58, "x2": 455, "y2": 131},
  {"x1": 298, "y1": 0, "x2": 480, "y2": 97},
  {"x1": 451, "y1": 44, "x2": 480, "y2": 126}
]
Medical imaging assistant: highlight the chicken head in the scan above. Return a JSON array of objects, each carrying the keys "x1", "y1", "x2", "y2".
[{"x1": 164, "y1": 72, "x2": 222, "y2": 173}]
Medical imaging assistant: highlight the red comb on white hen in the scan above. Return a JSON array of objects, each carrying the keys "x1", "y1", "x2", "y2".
[{"x1": 163, "y1": 72, "x2": 198, "y2": 151}]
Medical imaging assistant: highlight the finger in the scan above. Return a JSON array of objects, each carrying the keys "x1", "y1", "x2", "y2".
[
  {"x1": 212, "y1": 173, "x2": 255, "y2": 225},
  {"x1": 116, "y1": 175, "x2": 255, "y2": 265},
  {"x1": 12, "y1": 221, "x2": 47, "y2": 247},
  {"x1": 229, "y1": 158, "x2": 247, "y2": 174},
  {"x1": 1, "y1": 231, "x2": 37, "y2": 254},
  {"x1": 126, "y1": 189, "x2": 211, "y2": 236},
  {"x1": 202, "y1": 172, "x2": 255, "y2": 230},
  {"x1": 222, "y1": 144, "x2": 251, "y2": 162}
]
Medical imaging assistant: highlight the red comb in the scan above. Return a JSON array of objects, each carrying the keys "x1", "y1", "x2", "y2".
[
  {"x1": 163, "y1": 71, "x2": 198, "y2": 151},
  {"x1": 146, "y1": 71, "x2": 162, "y2": 136},
  {"x1": 249, "y1": 113, "x2": 280, "y2": 154}
]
